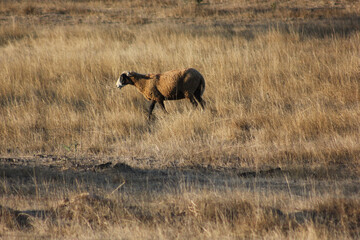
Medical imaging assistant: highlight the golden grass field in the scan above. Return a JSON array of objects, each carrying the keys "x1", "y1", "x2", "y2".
[{"x1": 0, "y1": 0, "x2": 360, "y2": 239}]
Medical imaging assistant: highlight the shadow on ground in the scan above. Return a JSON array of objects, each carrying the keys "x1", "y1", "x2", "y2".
[
  {"x1": 0, "y1": 156, "x2": 359, "y2": 236},
  {"x1": 1, "y1": 156, "x2": 359, "y2": 196}
]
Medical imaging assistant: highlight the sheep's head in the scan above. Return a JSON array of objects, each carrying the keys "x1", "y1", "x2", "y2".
[{"x1": 116, "y1": 72, "x2": 133, "y2": 89}]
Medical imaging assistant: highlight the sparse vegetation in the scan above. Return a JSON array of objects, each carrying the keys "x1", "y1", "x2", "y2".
[{"x1": 0, "y1": 0, "x2": 359, "y2": 239}]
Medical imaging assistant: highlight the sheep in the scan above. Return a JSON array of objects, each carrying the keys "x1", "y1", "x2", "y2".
[{"x1": 116, "y1": 68, "x2": 206, "y2": 119}]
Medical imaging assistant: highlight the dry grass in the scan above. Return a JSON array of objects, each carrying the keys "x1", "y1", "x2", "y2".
[
  {"x1": 0, "y1": 157, "x2": 359, "y2": 239},
  {"x1": 1, "y1": 0, "x2": 360, "y2": 239},
  {"x1": 1, "y1": 175, "x2": 359, "y2": 239},
  {"x1": 1, "y1": 21, "x2": 359, "y2": 167}
]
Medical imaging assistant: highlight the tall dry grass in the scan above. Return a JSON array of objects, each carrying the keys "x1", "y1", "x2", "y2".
[
  {"x1": 1, "y1": 21, "x2": 360, "y2": 167},
  {"x1": 1, "y1": 1, "x2": 360, "y2": 238}
]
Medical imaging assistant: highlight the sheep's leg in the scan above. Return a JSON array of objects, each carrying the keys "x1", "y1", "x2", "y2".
[
  {"x1": 194, "y1": 95, "x2": 205, "y2": 110},
  {"x1": 199, "y1": 99, "x2": 205, "y2": 110},
  {"x1": 148, "y1": 100, "x2": 156, "y2": 119},
  {"x1": 158, "y1": 101, "x2": 167, "y2": 113},
  {"x1": 189, "y1": 96, "x2": 198, "y2": 108}
]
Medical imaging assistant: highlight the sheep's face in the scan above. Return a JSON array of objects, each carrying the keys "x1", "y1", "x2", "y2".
[{"x1": 116, "y1": 72, "x2": 132, "y2": 89}]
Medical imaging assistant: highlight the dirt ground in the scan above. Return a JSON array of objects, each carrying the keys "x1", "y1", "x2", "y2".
[
  {"x1": 1, "y1": 155, "x2": 359, "y2": 238},
  {"x1": 1, "y1": 155, "x2": 359, "y2": 200}
]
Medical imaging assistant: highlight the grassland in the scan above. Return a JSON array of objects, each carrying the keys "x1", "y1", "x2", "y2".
[{"x1": 0, "y1": 0, "x2": 360, "y2": 239}]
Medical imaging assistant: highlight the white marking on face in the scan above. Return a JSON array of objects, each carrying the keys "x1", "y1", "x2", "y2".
[{"x1": 116, "y1": 77, "x2": 124, "y2": 89}]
